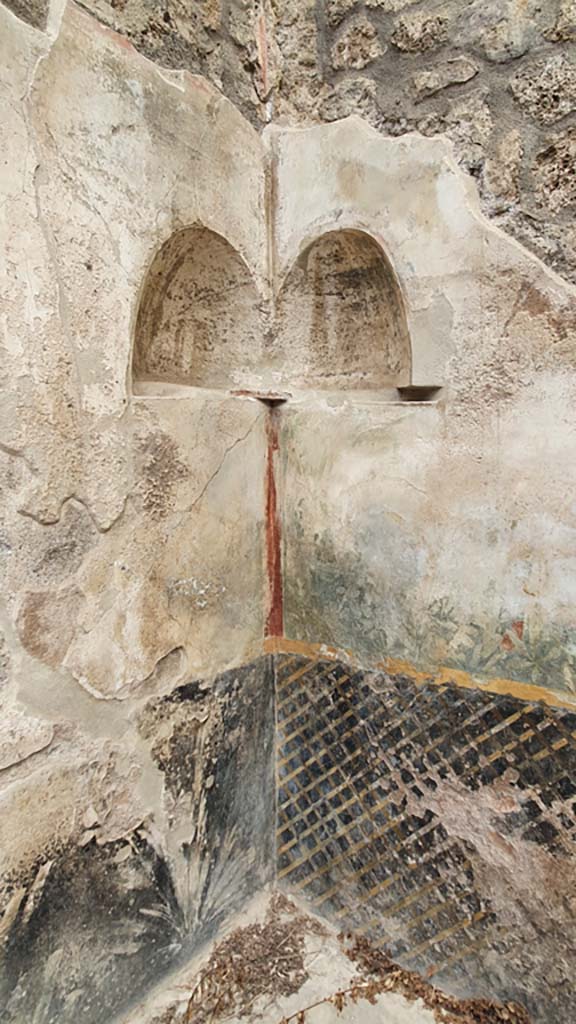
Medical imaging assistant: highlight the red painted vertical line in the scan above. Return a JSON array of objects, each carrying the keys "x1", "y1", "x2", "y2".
[{"x1": 265, "y1": 407, "x2": 283, "y2": 638}]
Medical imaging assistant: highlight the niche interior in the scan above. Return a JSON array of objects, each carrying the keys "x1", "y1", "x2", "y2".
[
  {"x1": 274, "y1": 229, "x2": 412, "y2": 390},
  {"x1": 132, "y1": 226, "x2": 262, "y2": 392},
  {"x1": 133, "y1": 226, "x2": 411, "y2": 393}
]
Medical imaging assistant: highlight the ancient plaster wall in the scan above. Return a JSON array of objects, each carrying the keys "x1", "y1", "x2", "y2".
[
  {"x1": 276, "y1": 653, "x2": 576, "y2": 1024},
  {"x1": 72, "y1": 0, "x2": 576, "y2": 287},
  {"x1": 275, "y1": 229, "x2": 411, "y2": 390},
  {"x1": 0, "y1": 3, "x2": 274, "y2": 1019},
  {"x1": 2, "y1": 0, "x2": 576, "y2": 1019},
  {"x1": 277, "y1": 118, "x2": 576, "y2": 700}
]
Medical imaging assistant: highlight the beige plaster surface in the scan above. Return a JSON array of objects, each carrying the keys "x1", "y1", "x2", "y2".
[
  {"x1": 1, "y1": 0, "x2": 576, "y2": 1018},
  {"x1": 121, "y1": 892, "x2": 437, "y2": 1024}
]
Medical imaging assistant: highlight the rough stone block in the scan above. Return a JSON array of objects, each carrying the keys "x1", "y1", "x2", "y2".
[
  {"x1": 326, "y1": 0, "x2": 357, "y2": 27},
  {"x1": 331, "y1": 14, "x2": 384, "y2": 70},
  {"x1": 534, "y1": 128, "x2": 576, "y2": 213},
  {"x1": 484, "y1": 129, "x2": 523, "y2": 209},
  {"x1": 318, "y1": 76, "x2": 378, "y2": 122},
  {"x1": 390, "y1": 11, "x2": 448, "y2": 53},
  {"x1": 366, "y1": 0, "x2": 417, "y2": 10},
  {"x1": 546, "y1": 0, "x2": 576, "y2": 42},
  {"x1": 413, "y1": 57, "x2": 479, "y2": 100},
  {"x1": 510, "y1": 54, "x2": 576, "y2": 125},
  {"x1": 459, "y1": 0, "x2": 556, "y2": 63}
]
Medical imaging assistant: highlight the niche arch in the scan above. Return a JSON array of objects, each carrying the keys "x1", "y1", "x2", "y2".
[
  {"x1": 274, "y1": 229, "x2": 412, "y2": 390},
  {"x1": 132, "y1": 226, "x2": 262, "y2": 392}
]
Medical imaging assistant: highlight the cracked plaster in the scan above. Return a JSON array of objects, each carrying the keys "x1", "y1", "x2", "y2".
[{"x1": 1, "y1": 1, "x2": 576, "y2": 1021}]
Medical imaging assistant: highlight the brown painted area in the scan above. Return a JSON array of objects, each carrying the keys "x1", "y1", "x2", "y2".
[
  {"x1": 265, "y1": 409, "x2": 283, "y2": 638},
  {"x1": 256, "y1": 9, "x2": 269, "y2": 99}
]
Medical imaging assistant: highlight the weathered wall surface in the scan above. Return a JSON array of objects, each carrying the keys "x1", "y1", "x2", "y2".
[
  {"x1": 2, "y1": 0, "x2": 576, "y2": 1019},
  {"x1": 276, "y1": 653, "x2": 576, "y2": 1023},
  {"x1": 2, "y1": 658, "x2": 275, "y2": 1023},
  {"x1": 74, "y1": 0, "x2": 576, "y2": 286},
  {"x1": 277, "y1": 118, "x2": 576, "y2": 700},
  {"x1": 0, "y1": 3, "x2": 273, "y2": 1018}
]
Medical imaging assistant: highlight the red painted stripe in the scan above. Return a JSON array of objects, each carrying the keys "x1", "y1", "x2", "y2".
[{"x1": 265, "y1": 408, "x2": 283, "y2": 638}]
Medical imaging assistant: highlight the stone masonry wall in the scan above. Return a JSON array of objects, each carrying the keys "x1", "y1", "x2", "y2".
[{"x1": 69, "y1": 0, "x2": 576, "y2": 285}]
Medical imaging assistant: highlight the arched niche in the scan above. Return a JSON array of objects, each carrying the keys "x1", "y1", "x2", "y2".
[
  {"x1": 132, "y1": 226, "x2": 262, "y2": 392},
  {"x1": 274, "y1": 229, "x2": 411, "y2": 390}
]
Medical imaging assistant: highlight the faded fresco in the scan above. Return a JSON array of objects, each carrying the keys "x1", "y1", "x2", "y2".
[
  {"x1": 1, "y1": 1, "x2": 576, "y2": 1021},
  {"x1": 275, "y1": 653, "x2": 576, "y2": 1023},
  {"x1": 286, "y1": 524, "x2": 576, "y2": 696},
  {"x1": 1, "y1": 659, "x2": 275, "y2": 1024}
]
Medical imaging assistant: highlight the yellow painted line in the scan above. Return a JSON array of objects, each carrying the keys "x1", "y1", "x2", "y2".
[
  {"x1": 481, "y1": 718, "x2": 535, "y2": 764},
  {"x1": 353, "y1": 879, "x2": 441, "y2": 932},
  {"x1": 277, "y1": 744, "x2": 365, "y2": 802},
  {"x1": 277, "y1": 658, "x2": 320, "y2": 691},
  {"x1": 403, "y1": 911, "x2": 488, "y2": 961},
  {"x1": 400, "y1": 896, "x2": 456, "y2": 933},
  {"x1": 278, "y1": 786, "x2": 372, "y2": 856},
  {"x1": 277, "y1": 766, "x2": 401, "y2": 856},
  {"x1": 278, "y1": 787, "x2": 401, "y2": 882},
  {"x1": 277, "y1": 699, "x2": 310, "y2": 734},
  {"x1": 372, "y1": 901, "x2": 454, "y2": 950},
  {"x1": 311, "y1": 834, "x2": 457, "y2": 910},
  {"x1": 277, "y1": 715, "x2": 359, "y2": 776},
  {"x1": 426, "y1": 934, "x2": 492, "y2": 977},
  {"x1": 533, "y1": 737, "x2": 569, "y2": 761},
  {"x1": 381, "y1": 657, "x2": 576, "y2": 712},
  {"x1": 332, "y1": 825, "x2": 442, "y2": 919},
  {"x1": 278, "y1": 701, "x2": 379, "y2": 784},
  {"x1": 279, "y1": 677, "x2": 353, "y2": 741},
  {"x1": 265, "y1": 636, "x2": 351, "y2": 661},
  {"x1": 264, "y1": 638, "x2": 576, "y2": 712},
  {"x1": 276, "y1": 655, "x2": 297, "y2": 673}
]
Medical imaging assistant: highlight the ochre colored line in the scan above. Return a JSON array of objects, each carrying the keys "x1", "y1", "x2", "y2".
[
  {"x1": 403, "y1": 911, "x2": 488, "y2": 961},
  {"x1": 278, "y1": 676, "x2": 351, "y2": 737},
  {"x1": 402, "y1": 897, "x2": 454, "y2": 932},
  {"x1": 279, "y1": 787, "x2": 402, "y2": 877},
  {"x1": 277, "y1": 701, "x2": 310, "y2": 736},
  {"x1": 277, "y1": 664, "x2": 349, "y2": 722},
  {"x1": 277, "y1": 744, "x2": 362, "y2": 800},
  {"x1": 379, "y1": 657, "x2": 576, "y2": 712},
  {"x1": 371, "y1": 896, "x2": 454, "y2": 948},
  {"x1": 264, "y1": 637, "x2": 351, "y2": 661},
  {"x1": 278, "y1": 787, "x2": 368, "y2": 856},
  {"x1": 331, "y1": 823, "x2": 443, "y2": 918},
  {"x1": 277, "y1": 697, "x2": 372, "y2": 785},
  {"x1": 276, "y1": 656, "x2": 297, "y2": 674},
  {"x1": 277, "y1": 659, "x2": 320, "y2": 691},
  {"x1": 279, "y1": 825, "x2": 375, "y2": 884},
  {"x1": 353, "y1": 879, "x2": 440, "y2": 931},
  {"x1": 265, "y1": 638, "x2": 576, "y2": 711},
  {"x1": 310, "y1": 834, "x2": 457, "y2": 908},
  {"x1": 426, "y1": 934, "x2": 492, "y2": 976},
  {"x1": 278, "y1": 768, "x2": 398, "y2": 855},
  {"x1": 533, "y1": 737, "x2": 568, "y2": 761}
]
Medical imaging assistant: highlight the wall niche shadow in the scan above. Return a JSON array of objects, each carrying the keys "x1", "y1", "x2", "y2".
[
  {"x1": 132, "y1": 226, "x2": 264, "y2": 392},
  {"x1": 274, "y1": 229, "x2": 412, "y2": 391},
  {"x1": 132, "y1": 226, "x2": 412, "y2": 396}
]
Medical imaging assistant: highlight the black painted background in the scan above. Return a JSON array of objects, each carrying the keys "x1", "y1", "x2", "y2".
[{"x1": 0, "y1": 657, "x2": 275, "y2": 1024}]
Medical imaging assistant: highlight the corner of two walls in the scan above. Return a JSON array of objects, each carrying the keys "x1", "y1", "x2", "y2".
[
  {"x1": 268, "y1": 113, "x2": 576, "y2": 1024},
  {"x1": 2, "y1": 0, "x2": 576, "y2": 1021}
]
